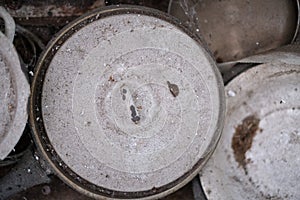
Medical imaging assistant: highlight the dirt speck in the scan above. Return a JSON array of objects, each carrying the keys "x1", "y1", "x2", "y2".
[
  {"x1": 130, "y1": 105, "x2": 140, "y2": 123},
  {"x1": 268, "y1": 69, "x2": 300, "y2": 78},
  {"x1": 8, "y1": 104, "x2": 15, "y2": 112},
  {"x1": 206, "y1": 189, "x2": 211, "y2": 194},
  {"x1": 231, "y1": 115, "x2": 260, "y2": 173},
  {"x1": 108, "y1": 75, "x2": 115, "y2": 82},
  {"x1": 42, "y1": 185, "x2": 51, "y2": 195},
  {"x1": 167, "y1": 81, "x2": 179, "y2": 97}
]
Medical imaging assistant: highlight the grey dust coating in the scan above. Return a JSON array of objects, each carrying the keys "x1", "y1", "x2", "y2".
[
  {"x1": 30, "y1": 6, "x2": 225, "y2": 199},
  {"x1": 0, "y1": 7, "x2": 30, "y2": 159},
  {"x1": 200, "y1": 63, "x2": 300, "y2": 200}
]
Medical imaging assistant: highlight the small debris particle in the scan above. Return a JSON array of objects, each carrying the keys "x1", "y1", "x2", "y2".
[
  {"x1": 227, "y1": 90, "x2": 236, "y2": 97},
  {"x1": 42, "y1": 185, "x2": 51, "y2": 195},
  {"x1": 132, "y1": 116, "x2": 140, "y2": 123},
  {"x1": 231, "y1": 115, "x2": 260, "y2": 174},
  {"x1": 280, "y1": 99, "x2": 286, "y2": 104},
  {"x1": 108, "y1": 75, "x2": 115, "y2": 82},
  {"x1": 122, "y1": 88, "x2": 127, "y2": 100},
  {"x1": 130, "y1": 105, "x2": 136, "y2": 117},
  {"x1": 84, "y1": 121, "x2": 91, "y2": 126},
  {"x1": 167, "y1": 81, "x2": 179, "y2": 97},
  {"x1": 34, "y1": 154, "x2": 39, "y2": 161},
  {"x1": 137, "y1": 105, "x2": 142, "y2": 110},
  {"x1": 8, "y1": 104, "x2": 14, "y2": 112},
  {"x1": 80, "y1": 110, "x2": 85, "y2": 116},
  {"x1": 130, "y1": 105, "x2": 140, "y2": 123}
]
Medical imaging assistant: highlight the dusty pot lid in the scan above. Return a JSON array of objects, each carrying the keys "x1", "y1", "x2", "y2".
[
  {"x1": 0, "y1": 7, "x2": 30, "y2": 160},
  {"x1": 200, "y1": 63, "x2": 300, "y2": 199},
  {"x1": 30, "y1": 5, "x2": 225, "y2": 199}
]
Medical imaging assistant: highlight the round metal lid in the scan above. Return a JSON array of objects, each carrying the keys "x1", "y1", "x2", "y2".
[
  {"x1": 200, "y1": 63, "x2": 300, "y2": 199},
  {"x1": 0, "y1": 9, "x2": 30, "y2": 159},
  {"x1": 30, "y1": 6, "x2": 225, "y2": 199}
]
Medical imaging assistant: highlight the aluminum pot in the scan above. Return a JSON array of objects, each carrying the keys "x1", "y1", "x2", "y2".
[
  {"x1": 30, "y1": 5, "x2": 225, "y2": 200},
  {"x1": 168, "y1": 0, "x2": 300, "y2": 63},
  {"x1": 199, "y1": 49, "x2": 300, "y2": 200},
  {"x1": 0, "y1": 7, "x2": 30, "y2": 160}
]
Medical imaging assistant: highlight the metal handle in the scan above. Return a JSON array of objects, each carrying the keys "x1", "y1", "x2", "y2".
[{"x1": 0, "y1": 6, "x2": 16, "y2": 43}]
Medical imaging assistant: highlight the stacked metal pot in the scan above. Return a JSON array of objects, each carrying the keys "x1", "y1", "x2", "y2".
[{"x1": 0, "y1": 1, "x2": 299, "y2": 199}]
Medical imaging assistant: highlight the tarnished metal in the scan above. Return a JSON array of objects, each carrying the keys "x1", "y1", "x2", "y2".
[
  {"x1": 169, "y1": 0, "x2": 300, "y2": 63},
  {"x1": 30, "y1": 5, "x2": 225, "y2": 200},
  {"x1": 2, "y1": 0, "x2": 105, "y2": 26},
  {"x1": 200, "y1": 58, "x2": 300, "y2": 199},
  {"x1": 0, "y1": 7, "x2": 30, "y2": 160},
  {"x1": 4, "y1": 0, "x2": 104, "y2": 18}
]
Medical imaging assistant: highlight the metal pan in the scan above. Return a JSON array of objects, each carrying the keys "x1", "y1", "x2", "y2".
[
  {"x1": 168, "y1": 0, "x2": 300, "y2": 63},
  {"x1": 30, "y1": 5, "x2": 225, "y2": 199},
  {"x1": 200, "y1": 61, "x2": 300, "y2": 199},
  {"x1": 0, "y1": 7, "x2": 30, "y2": 160}
]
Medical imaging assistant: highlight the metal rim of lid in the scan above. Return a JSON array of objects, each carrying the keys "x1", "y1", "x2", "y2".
[
  {"x1": 30, "y1": 5, "x2": 225, "y2": 200},
  {"x1": 200, "y1": 62, "x2": 300, "y2": 199},
  {"x1": 293, "y1": 0, "x2": 300, "y2": 42}
]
